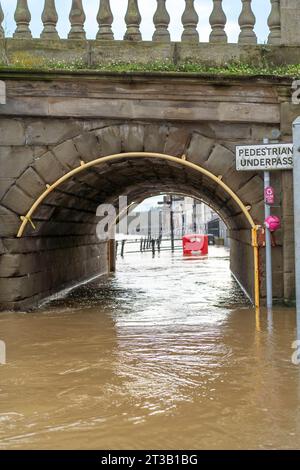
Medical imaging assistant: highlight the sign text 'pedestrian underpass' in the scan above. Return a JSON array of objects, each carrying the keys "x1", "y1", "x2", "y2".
[{"x1": 236, "y1": 143, "x2": 293, "y2": 171}]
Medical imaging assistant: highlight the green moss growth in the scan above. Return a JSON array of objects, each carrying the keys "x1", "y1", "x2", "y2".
[{"x1": 1, "y1": 58, "x2": 300, "y2": 77}]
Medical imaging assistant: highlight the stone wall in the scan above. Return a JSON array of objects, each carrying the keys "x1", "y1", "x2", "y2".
[
  {"x1": 280, "y1": 0, "x2": 300, "y2": 45},
  {"x1": 1, "y1": 0, "x2": 300, "y2": 67},
  {"x1": 0, "y1": 236, "x2": 108, "y2": 310},
  {"x1": 0, "y1": 71, "x2": 297, "y2": 309},
  {"x1": 230, "y1": 233, "x2": 254, "y2": 301},
  {"x1": 3, "y1": 40, "x2": 300, "y2": 69}
]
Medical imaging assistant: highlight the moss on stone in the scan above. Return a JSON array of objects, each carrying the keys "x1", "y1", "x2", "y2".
[{"x1": 1, "y1": 57, "x2": 300, "y2": 77}]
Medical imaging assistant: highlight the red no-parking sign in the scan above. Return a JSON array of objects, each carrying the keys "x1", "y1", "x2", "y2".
[{"x1": 264, "y1": 186, "x2": 275, "y2": 205}]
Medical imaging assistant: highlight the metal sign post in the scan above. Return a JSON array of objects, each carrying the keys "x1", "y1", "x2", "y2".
[
  {"x1": 236, "y1": 138, "x2": 293, "y2": 310},
  {"x1": 293, "y1": 118, "x2": 300, "y2": 340},
  {"x1": 263, "y1": 137, "x2": 273, "y2": 309}
]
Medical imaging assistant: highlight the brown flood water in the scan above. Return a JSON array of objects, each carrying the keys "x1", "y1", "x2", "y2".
[{"x1": 0, "y1": 246, "x2": 299, "y2": 450}]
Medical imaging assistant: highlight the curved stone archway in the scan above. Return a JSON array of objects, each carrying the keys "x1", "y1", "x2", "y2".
[
  {"x1": 0, "y1": 122, "x2": 265, "y2": 309},
  {"x1": 2, "y1": 123, "x2": 264, "y2": 231},
  {"x1": 16, "y1": 151, "x2": 257, "y2": 236}
]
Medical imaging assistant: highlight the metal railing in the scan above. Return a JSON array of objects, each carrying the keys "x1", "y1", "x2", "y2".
[
  {"x1": 0, "y1": 1, "x2": 281, "y2": 45},
  {"x1": 116, "y1": 238, "x2": 183, "y2": 257}
]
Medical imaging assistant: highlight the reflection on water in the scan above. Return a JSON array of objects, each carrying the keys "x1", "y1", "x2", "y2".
[{"x1": 0, "y1": 247, "x2": 299, "y2": 450}]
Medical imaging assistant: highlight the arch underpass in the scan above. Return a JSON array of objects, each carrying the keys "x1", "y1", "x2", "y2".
[{"x1": 0, "y1": 123, "x2": 265, "y2": 310}]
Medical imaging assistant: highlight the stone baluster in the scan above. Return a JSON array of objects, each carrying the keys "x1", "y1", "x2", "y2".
[
  {"x1": 41, "y1": 0, "x2": 59, "y2": 39},
  {"x1": 209, "y1": 0, "x2": 227, "y2": 43},
  {"x1": 238, "y1": 0, "x2": 257, "y2": 44},
  {"x1": 13, "y1": 0, "x2": 32, "y2": 39},
  {"x1": 97, "y1": 0, "x2": 114, "y2": 40},
  {"x1": 153, "y1": 0, "x2": 170, "y2": 42},
  {"x1": 268, "y1": 0, "x2": 281, "y2": 45},
  {"x1": 0, "y1": 2, "x2": 4, "y2": 39},
  {"x1": 68, "y1": 0, "x2": 86, "y2": 39},
  {"x1": 124, "y1": 0, "x2": 141, "y2": 41},
  {"x1": 181, "y1": 0, "x2": 199, "y2": 43}
]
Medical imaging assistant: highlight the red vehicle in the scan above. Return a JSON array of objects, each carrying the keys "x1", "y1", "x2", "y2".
[{"x1": 182, "y1": 235, "x2": 209, "y2": 256}]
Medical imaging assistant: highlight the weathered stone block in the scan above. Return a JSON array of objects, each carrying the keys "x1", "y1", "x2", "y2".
[
  {"x1": 52, "y1": 139, "x2": 81, "y2": 170},
  {"x1": 1, "y1": 185, "x2": 34, "y2": 214},
  {"x1": 0, "y1": 253, "x2": 40, "y2": 277},
  {"x1": 0, "y1": 240, "x2": 108, "y2": 304},
  {"x1": 94, "y1": 126, "x2": 122, "y2": 156},
  {"x1": 223, "y1": 168, "x2": 256, "y2": 193},
  {"x1": 164, "y1": 127, "x2": 191, "y2": 158},
  {"x1": 284, "y1": 272, "x2": 296, "y2": 301},
  {"x1": 33, "y1": 151, "x2": 65, "y2": 184},
  {"x1": 0, "y1": 278, "x2": 24, "y2": 302},
  {"x1": 281, "y1": 102, "x2": 300, "y2": 136},
  {"x1": 230, "y1": 237, "x2": 254, "y2": 301},
  {"x1": 218, "y1": 103, "x2": 280, "y2": 124},
  {"x1": 33, "y1": 205, "x2": 56, "y2": 223},
  {"x1": 120, "y1": 124, "x2": 145, "y2": 153},
  {"x1": 144, "y1": 124, "x2": 169, "y2": 153},
  {"x1": 0, "y1": 273, "x2": 43, "y2": 302},
  {"x1": 0, "y1": 206, "x2": 20, "y2": 237},
  {"x1": 17, "y1": 167, "x2": 46, "y2": 199},
  {"x1": 73, "y1": 132, "x2": 101, "y2": 161},
  {"x1": 74, "y1": 172, "x2": 101, "y2": 191},
  {"x1": 282, "y1": 171, "x2": 294, "y2": 217},
  {"x1": 280, "y1": 1, "x2": 300, "y2": 45},
  {"x1": 0, "y1": 240, "x2": 6, "y2": 255},
  {"x1": 5, "y1": 38, "x2": 89, "y2": 68},
  {"x1": 229, "y1": 229, "x2": 251, "y2": 244},
  {"x1": 237, "y1": 176, "x2": 264, "y2": 205},
  {"x1": 250, "y1": 125, "x2": 277, "y2": 141},
  {"x1": 281, "y1": 170, "x2": 295, "y2": 300},
  {"x1": 0, "y1": 146, "x2": 34, "y2": 177},
  {"x1": 25, "y1": 119, "x2": 82, "y2": 145},
  {"x1": 33, "y1": 147, "x2": 48, "y2": 158},
  {"x1": 0, "y1": 119, "x2": 25, "y2": 145},
  {"x1": 0, "y1": 178, "x2": 14, "y2": 200},
  {"x1": 83, "y1": 120, "x2": 115, "y2": 132},
  {"x1": 209, "y1": 123, "x2": 251, "y2": 141},
  {"x1": 92, "y1": 41, "x2": 174, "y2": 65},
  {"x1": 205, "y1": 144, "x2": 234, "y2": 176},
  {"x1": 187, "y1": 132, "x2": 214, "y2": 165},
  {"x1": 3, "y1": 237, "x2": 48, "y2": 254}
]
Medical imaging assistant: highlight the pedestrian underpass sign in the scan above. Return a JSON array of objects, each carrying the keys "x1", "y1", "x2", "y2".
[{"x1": 236, "y1": 143, "x2": 294, "y2": 171}]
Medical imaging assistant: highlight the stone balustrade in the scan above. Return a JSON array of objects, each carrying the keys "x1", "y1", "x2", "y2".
[{"x1": 0, "y1": 0, "x2": 287, "y2": 45}]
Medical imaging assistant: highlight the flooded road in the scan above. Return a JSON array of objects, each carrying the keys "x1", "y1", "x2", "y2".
[{"x1": 0, "y1": 247, "x2": 299, "y2": 450}]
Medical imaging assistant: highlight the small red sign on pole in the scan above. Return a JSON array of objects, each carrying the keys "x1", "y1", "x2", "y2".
[{"x1": 264, "y1": 186, "x2": 275, "y2": 205}]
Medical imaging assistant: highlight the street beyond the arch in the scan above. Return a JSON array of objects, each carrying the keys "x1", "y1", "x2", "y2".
[{"x1": 0, "y1": 247, "x2": 298, "y2": 450}]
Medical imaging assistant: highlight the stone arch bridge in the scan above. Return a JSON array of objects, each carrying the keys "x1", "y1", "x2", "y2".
[{"x1": 0, "y1": 0, "x2": 300, "y2": 309}]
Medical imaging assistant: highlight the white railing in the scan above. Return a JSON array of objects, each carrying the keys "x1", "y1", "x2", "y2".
[{"x1": 0, "y1": 0, "x2": 281, "y2": 45}]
